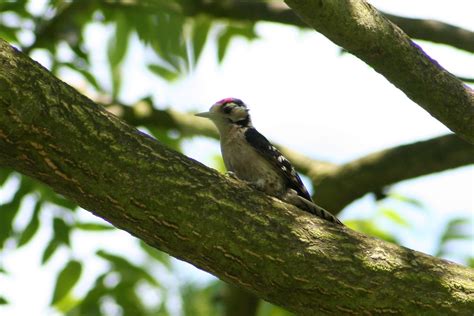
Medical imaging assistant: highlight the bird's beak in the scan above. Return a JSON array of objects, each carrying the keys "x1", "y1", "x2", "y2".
[{"x1": 195, "y1": 111, "x2": 212, "y2": 118}]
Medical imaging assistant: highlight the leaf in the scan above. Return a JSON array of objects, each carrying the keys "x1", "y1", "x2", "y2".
[
  {"x1": 379, "y1": 208, "x2": 410, "y2": 227},
  {"x1": 440, "y1": 217, "x2": 472, "y2": 244},
  {"x1": 388, "y1": 193, "x2": 425, "y2": 209},
  {"x1": 139, "y1": 240, "x2": 171, "y2": 267},
  {"x1": 0, "y1": 25, "x2": 18, "y2": 43},
  {"x1": 217, "y1": 24, "x2": 257, "y2": 63},
  {"x1": 60, "y1": 62, "x2": 102, "y2": 91},
  {"x1": 76, "y1": 274, "x2": 108, "y2": 315},
  {"x1": 180, "y1": 281, "x2": 221, "y2": 316},
  {"x1": 107, "y1": 12, "x2": 131, "y2": 68},
  {"x1": 191, "y1": 17, "x2": 212, "y2": 65},
  {"x1": 75, "y1": 222, "x2": 115, "y2": 231},
  {"x1": 97, "y1": 250, "x2": 158, "y2": 286},
  {"x1": 51, "y1": 260, "x2": 82, "y2": 305},
  {"x1": 107, "y1": 12, "x2": 131, "y2": 99},
  {"x1": 467, "y1": 257, "x2": 474, "y2": 268},
  {"x1": 148, "y1": 64, "x2": 180, "y2": 81},
  {"x1": 0, "y1": 179, "x2": 32, "y2": 248},
  {"x1": 53, "y1": 217, "x2": 71, "y2": 246},
  {"x1": 0, "y1": 201, "x2": 18, "y2": 248},
  {"x1": 435, "y1": 217, "x2": 473, "y2": 257},
  {"x1": 111, "y1": 282, "x2": 147, "y2": 316},
  {"x1": 42, "y1": 239, "x2": 60, "y2": 264},
  {"x1": 17, "y1": 201, "x2": 42, "y2": 247},
  {"x1": 0, "y1": 168, "x2": 12, "y2": 186},
  {"x1": 344, "y1": 219, "x2": 398, "y2": 244},
  {"x1": 0, "y1": 296, "x2": 8, "y2": 305},
  {"x1": 147, "y1": 127, "x2": 182, "y2": 150},
  {"x1": 258, "y1": 300, "x2": 295, "y2": 316}
]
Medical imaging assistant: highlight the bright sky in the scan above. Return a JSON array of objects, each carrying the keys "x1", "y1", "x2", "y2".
[{"x1": 1, "y1": 1, "x2": 473, "y2": 315}]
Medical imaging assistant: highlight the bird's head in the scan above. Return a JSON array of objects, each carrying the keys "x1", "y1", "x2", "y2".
[{"x1": 195, "y1": 98, "x2": 252, "y2": 128}]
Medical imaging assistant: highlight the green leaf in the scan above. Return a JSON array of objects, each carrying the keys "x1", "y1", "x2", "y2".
[
  {"x1": 107, "y1": 12, "x2": 131, "y2": 99},
  {"x1": 75, "y1": 222, "x2": 115, "y2": 231},
  {"x1": 108, "y1": 13, "x2": 131, "y2": 68},
  {"x1": 60, "y1": 62, "x2": 102, "y2": 91},
  {"x1": 345, "y1": 219, "x2": 398, "y2": 244},
  {"x1": 191, "y1": 17, "x2": 212, "y2": 65},
  {"x1": 0, "y1": 296, "x2": 8, "y2": 305},
  {"x1": 467, "y1": 257, "x2": 474, "y2": 268},
  {"x1": 181, "y1": 281, "x2": 221, "y2": 316},
  {"x1": 440, "y1": 217, "x2": 472, "y2": 244},
  {"x1": 53, "y1": 217, "x2": 71, "y2": 246},
  {"x1": 379, "y1": 208, "x2": 410, "y2": 227},
  {"x1": 17, "y1": 201, "x2": 42, "y2": 247},
  {"x1": 0, "y1": 25, "x2": 18, "y2": 43},
  {"x1": 435, "y1": 217, "x2": 472, "y2": 258},
  {"x1": 258, "y1": 300, "x2": 295, "y2": 316},
  {"x1": 148, "y1": 64, "x2": 180, "y2": 82},
  {"x1": 217, "y1": 24, "x2": 257, "y2": 63},
  {"x1": 51, "y1": 260, "x2": 82, "y2": 305},
  {"x1": 97, "y1": 250, "x2": 158, "y2": 286},
  {"x1": 0, "y1": 179, "x2": 32, "y2": 248},
  {"x1": 388, "y1": 193, "x2": 425, "y2": 209},
  {"x1": 76, "y1": 274, "x2": 108, "y2": 315},
  {"x1": 42, "y1": 239, "x2": 60, "y2": 264},
  {"x1": 139, "y1": 240, "x2": 171, "y2": 267},
  {"x1": 0, "y1": 168, "x2": 12, "y2": 186},
  {"x1": 111, "y1": 282, "x2": 148, "y2": 316}
]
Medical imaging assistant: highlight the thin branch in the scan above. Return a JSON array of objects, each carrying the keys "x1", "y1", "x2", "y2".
[
  {"x1": 383, "y1": 13, "x2": 474, "y2": 53},
  {"x1": 284, "y1": 0, "x2": 474, "y2": 144},
  {"x1": 457, "y1": 76, "x2": 474, "y2": 84},
  {"x1": 192, "y1": 2, "x2": 474, "y2": 53},
  {"x1": 312, "y1": 134, "x2": 474, "y2": 212},
  {"x1": 1, "y1": 39, "x2": 473, "y2": 315}
]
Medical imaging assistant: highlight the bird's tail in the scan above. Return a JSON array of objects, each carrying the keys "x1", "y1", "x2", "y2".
[{"x1": 281, "y1": 191, "x2": 344, "y2": 225}]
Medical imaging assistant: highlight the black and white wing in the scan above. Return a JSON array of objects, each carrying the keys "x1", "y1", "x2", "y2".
[{"x1": 244, "y1": 128, "x2": 312, "y2": 202}]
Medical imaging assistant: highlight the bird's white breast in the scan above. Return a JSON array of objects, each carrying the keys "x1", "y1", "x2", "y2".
[{"x1": 220, "y1": 127, "x2": 286, "y2": 196}]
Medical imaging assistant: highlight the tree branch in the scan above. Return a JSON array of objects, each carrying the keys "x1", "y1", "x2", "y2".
[
  {"x1": 382, "y1": 13, "x2": 474, "y2": 53},
  {"x1": 1, "y1": 39, "x2": 473, "y2": 315},
  {"x1": 312, "y1": 134, "x2": 474, "y2": 212},
  {"x1": 191, "y1": 2, "x2": 474, "y2": 53},
  {"x1": 284, "y1": 0, "x2": 474, "y2": 144}
]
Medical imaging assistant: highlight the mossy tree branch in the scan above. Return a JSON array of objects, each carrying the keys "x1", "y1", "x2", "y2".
[
  {"x1": 1, "y1": 39, "x2": 473, "y2": 315},
  {"x1": 285, "y1": 0, "x2": 474, "y2": 144}
]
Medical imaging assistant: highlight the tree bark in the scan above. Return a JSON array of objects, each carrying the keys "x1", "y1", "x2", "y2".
[
  {"x1": 285, "y1": 0, "x2": 474, "y2": 144},
  {"x1": 1, "y1": 40, "x2": 473, "y2": 315}
]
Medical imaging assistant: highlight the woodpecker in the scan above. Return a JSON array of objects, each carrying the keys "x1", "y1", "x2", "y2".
[{"x1": 196, "y1": 98, "x2": 342, "y2": 225}]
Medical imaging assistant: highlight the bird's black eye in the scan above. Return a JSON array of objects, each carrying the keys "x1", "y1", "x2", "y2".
[{"x1": 222, "y1": 105, "x2": 232, "y2": 114}]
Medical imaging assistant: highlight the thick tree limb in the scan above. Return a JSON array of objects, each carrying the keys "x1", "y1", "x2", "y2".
[
  {"x1": 1, "y1": 39, "x2": 473, "y2": 315},
  {"x1": 191, "y1": 2, "x2": 474, "y2": 53},
  {"x1": 107, "y1": 102, "x2": 474, "y2": 212},
  {"x1": 284, "y1": 0, "x2": 474, "y2": 144}
]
